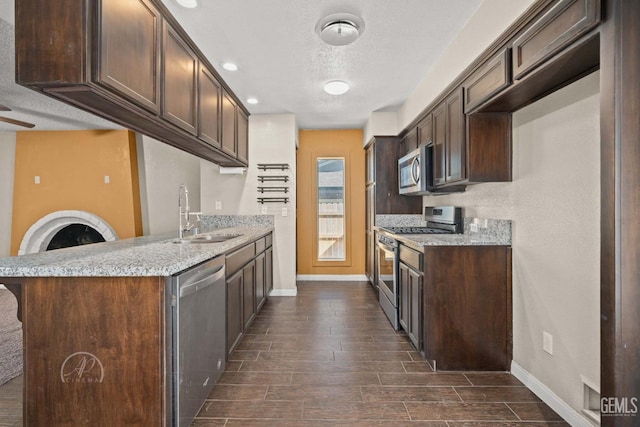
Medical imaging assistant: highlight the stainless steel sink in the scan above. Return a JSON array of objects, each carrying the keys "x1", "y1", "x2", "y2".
[{"x1": 173, "y1": 234, "x2": 241, "y2": 244}]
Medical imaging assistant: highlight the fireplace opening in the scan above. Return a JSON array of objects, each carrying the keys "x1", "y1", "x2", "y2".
[
  {"x1": 18, "y1": 210, "x2": 118, "y2": 255},
  {"x1": 46, "y1": 224, "x2": 107, "y2": 251}
]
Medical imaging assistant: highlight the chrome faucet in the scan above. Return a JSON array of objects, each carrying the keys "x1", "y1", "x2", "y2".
[{"x1": 178, "y1": 185, "x2": 202, "y2": 239}]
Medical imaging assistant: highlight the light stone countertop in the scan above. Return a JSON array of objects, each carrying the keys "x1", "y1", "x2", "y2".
[
  {"x1": 375, "y1": 226, "x2": 511, "y2": 252},
  {"x1": 0, "y1": 226, "x2": 273, "y2": 277}
]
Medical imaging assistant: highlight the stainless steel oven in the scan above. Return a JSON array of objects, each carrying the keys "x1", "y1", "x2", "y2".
[{"x1": 376, "y1": 233, "x2": 399, "y2": 330}]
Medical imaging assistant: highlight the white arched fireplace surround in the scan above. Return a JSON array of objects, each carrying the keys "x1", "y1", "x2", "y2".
[{"x1": 18, "y1": 210, "x2": 118, "y2": 255}]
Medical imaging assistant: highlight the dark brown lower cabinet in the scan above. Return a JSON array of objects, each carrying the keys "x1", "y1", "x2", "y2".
[
  {"x1": 255, "y1": 252, "x2": 266, "y2": 311},
  {"x1": 242, "y1": 261, "x2": 256, "y2": 330},
  {"x1": 423, "y1": 245, "x2": 512, "y2": 371},
  {"x1": 226, "y1": 270, "x2": 243, "y2": 354},
  {"x1": 265, "y1": 246, "x2": 273, "y2": 294},
  {"x1": 225, "y1": 232, "x2": 273, "y2": 356},
  {"x1": 398, "y1": 244, "x2": 424, "y2": 351}
]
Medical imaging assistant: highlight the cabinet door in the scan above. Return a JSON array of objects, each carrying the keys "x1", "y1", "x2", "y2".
[
  {"x1": 445, "y1": 89, "x2": 466, "y2": 183},
  {"x1": 221, "y1": 90, "x2": 237, "y2": 157},
  {"x1": 265, "y1": 247, "x2": 273, "y2": 294},
  {"x1": 408, "y1": 268, "x2": 423, "y2": 350},
  {"x1": 255, "y1": 252, "x2": 266, "y2": 311},
  {"x1": 463, "y1": 48, "x2": 511, "y2": 113},
  {"x1": 237, "y1": 109, "x2": 249, "y2": 164},
  {"x1": 512, "y1": 0, "x2": 600, "y2": 80},
  {"x1": 400, "y1": 127, "x2": 418, "y2": 155},
  {"x1": 162, "y1": 22, "x2": 198, "y2": 134},
  {"x1": 242, "y1": 261, "x2": 256, "y2": 330},
  {"x1": 226, "y1": 270, "x2": 243, "y2": 356},
  {"x1": 417, "y1": 115, "x2": 432, "y2": 147},
  {"x1": 365, "y1": 143, "x2": 375, "y2": 185},
  {"x1": 97, "y1": 0, "x2": 161, "y2": 113},
  {"x1": 365, "y1": 184, "x2": 375, "y2": 283},
  {"x1": 198, "y1": 64, "x2": 221, "y2": 148},
  {"x1": 398, "y1": 262, "x2": 410, "y2": 332},
  {"x1": 432, "y1": 102, "x2": 446, "y2": 186}
]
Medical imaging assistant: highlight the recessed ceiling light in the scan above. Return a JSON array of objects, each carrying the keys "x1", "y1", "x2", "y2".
[
  {"x1": 316, "y1": 13, "x2": 365, "y2": 46},
  {"x1": 222, "y1": 62, "x2": 238, "y2": 71},
  {"x1": 324, "y1": 80, "x2": 350, "y2": 95},
  {"x1": 175, "y1": 0, "x2": 198, "y2": 8},
  {"x1": 247, "y1": 98, "x2": 258, "y2": 105}
]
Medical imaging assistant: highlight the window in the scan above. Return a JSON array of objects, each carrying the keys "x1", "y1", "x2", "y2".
[{"x1": 317, "y1": 158, "x2": 345, "y2": 261}]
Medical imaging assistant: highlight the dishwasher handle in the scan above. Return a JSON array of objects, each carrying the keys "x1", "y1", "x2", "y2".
[{"x1": 179, "y1": 265, "x2": 225, "y2": 299}]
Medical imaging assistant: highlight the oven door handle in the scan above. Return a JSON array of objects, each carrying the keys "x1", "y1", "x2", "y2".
[{"x1": 376, "y1": 240, "x2": 397, "y2": 253}]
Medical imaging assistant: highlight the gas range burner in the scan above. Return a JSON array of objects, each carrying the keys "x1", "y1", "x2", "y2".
[{"x1": 382, "y1": 226, "x2": 454, "y2": 235}]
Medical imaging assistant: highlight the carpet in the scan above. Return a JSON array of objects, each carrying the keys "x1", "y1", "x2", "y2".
[{"x1": 0, "y1": 288, "x2": 23, "y2": 385}]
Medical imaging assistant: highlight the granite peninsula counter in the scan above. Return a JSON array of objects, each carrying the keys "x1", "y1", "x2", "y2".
[
  {"x1": 0, "y1": 225, "x2": 273, "y2": 277},
  {"x1": 0, "y1": 219, "x2": 274, "y2": 426}
]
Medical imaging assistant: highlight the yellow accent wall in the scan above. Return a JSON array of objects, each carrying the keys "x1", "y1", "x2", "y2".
[
  {"x1": 11, "y1": 130, "x2": 143, "y2": 255},
  {"x1": 296, "y1": 129, "x2": 365, "y2": 275}
]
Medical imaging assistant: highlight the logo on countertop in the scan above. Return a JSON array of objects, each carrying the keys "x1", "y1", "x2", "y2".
[{"x1": 60, "y1": 352, "x2": 104, "y2": 383}]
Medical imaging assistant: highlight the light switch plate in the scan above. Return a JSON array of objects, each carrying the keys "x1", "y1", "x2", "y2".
[{"x1": 281, "y1": 207, "x2": 288, "y2": 217}]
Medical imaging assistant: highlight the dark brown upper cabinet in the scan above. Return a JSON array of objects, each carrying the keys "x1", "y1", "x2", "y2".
[
  {"x1": 399, "y1": 127, "x2": 418, "y2": 156},
  {"x1": 463, "y1": 48, "x2": 511, "y2": 113},
  {"x1": 237, "y1": 109, "x2": 249, "y2": 165},
  {"x1": 97, "y1": 0, "x2": 162, "y2": 114},
  {"x1": 417, "y1": 114, "x2": 433, "y2": 147},
  {"x1": 511, "y1": 0, "x2": 601, "y2": 80},
  {"x1": 198, "y1": 64, "x2": 222, "y2": 149},
  {"x1": 221, "y1": 90, "x2": 237, "y2": 158},
  {"x1": 432, "y1": 88, "x2": 465, "y2": 186},
  {"x1": 15, "y1": 0, "x2": 249, "y2": 167},
  {"x1": 162, "y1": 21, "x2": 198, "y2": 135}
]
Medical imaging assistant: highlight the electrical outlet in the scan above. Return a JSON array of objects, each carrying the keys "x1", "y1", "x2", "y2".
[
  {"x1": 215, "y1": 201, "x2": 222, "y2": 210},
  {"x1": 34, "y1": 176, "x2": 40, "y2": 184},
  {"x1": 470, "y1": 223, "x2": 478, "y2": 233},
  {"x1": 260, "y1": 206, "x2": 268, "y2": 215},
  {"x1": 104, "y1": 175, "x2": 110, "y2": 184},
  {"x1": 281, "y1": 207, "x2": 288, "y2": 217},
  {"x1": 543, "y1": 331, "x2": 553, "y2": 355}
]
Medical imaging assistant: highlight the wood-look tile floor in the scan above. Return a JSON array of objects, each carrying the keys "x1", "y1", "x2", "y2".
[
  {"x1": 192, "y1": 282, "x2": 569, "y2": 426},
  {"x1": 0, "y1": 282, "x2": 569, "y2": 426}
]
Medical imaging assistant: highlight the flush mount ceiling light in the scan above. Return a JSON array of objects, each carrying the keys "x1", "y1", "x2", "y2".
[
  {"x1": 222, "y1": 62, "x2": 238, "y2": 71},
  {"x1": 316, "y1": 13, "x2": 365, "y2": 46},
  {"x1": 246, "y1": 97, "x2": 259, "y2": 105},
  {"x1": 175, "y1": 0, "x2": 198, "y2": 8},
  {"x1": 323, "y1": 80, "x2": 350, "y2": 95}
]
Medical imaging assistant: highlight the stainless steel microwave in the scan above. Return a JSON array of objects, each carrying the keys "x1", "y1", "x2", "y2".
[{"x1": 398, "y1": 145, "x2": 431, "y2": 195}]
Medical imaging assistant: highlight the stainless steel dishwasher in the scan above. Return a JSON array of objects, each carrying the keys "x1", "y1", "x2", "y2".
[{"x1": 171, "y1": 256, "x2": 226, "y2": 426}]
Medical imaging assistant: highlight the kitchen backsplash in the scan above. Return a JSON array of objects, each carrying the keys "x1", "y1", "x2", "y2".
[
  {"x1": 200, "y1": 215, "x2": 274, "y2": 229},
  {"x1": 464, "y1": 218, "x2": 512, "y2": 244},
  {"x1": 375, "y1": 214, "x2": 425, "y2": 228}
]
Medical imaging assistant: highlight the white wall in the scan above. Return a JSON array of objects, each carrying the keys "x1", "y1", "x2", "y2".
[
  {"x1": 422, "y1": 72, "x2": 600, "y2": 419},
  {"x1": 137, "y1": 134, "x2": 201, "y2": 236},
  {"x1": 363, "y1": 112, "x2": 399, "y2": 145},
  {"x1": 0, "y1": 132, "x2": 16, "y2": 257},
  {"x1": 201, "y1": 114, "x2": 298, "y2": 293}
]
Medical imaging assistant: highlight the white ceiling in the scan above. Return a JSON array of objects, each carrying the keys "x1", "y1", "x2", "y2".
[{"x1": 0, "y1": 0, "x2": 482, "y2": 132}]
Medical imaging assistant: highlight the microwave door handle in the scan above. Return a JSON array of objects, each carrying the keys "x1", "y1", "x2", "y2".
[{"x1": 411, "y1": 157, "x2": 421, "y2": 184}]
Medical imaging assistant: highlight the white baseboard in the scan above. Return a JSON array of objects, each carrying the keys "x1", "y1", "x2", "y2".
[
  {"x1": 268, "y1": 288, "x2": 297, "y2": 296},
  {"x1": 511, "y1": 361, "x2": 594, "y2": 427},
  {"x1": 296, "y1": 274, "x2": 368, "y2": 281}
]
